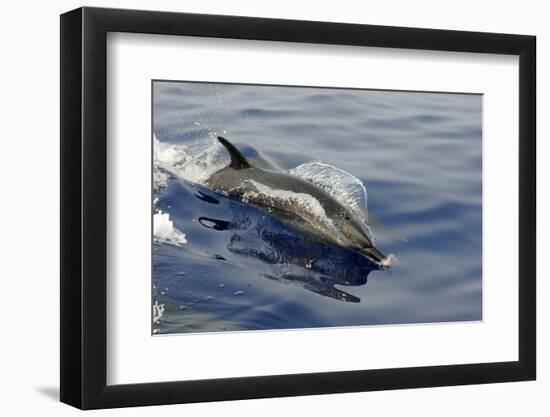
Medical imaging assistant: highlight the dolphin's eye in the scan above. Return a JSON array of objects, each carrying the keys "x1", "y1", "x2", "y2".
[{"x1": 344, "y1": 215, "x2": 351, "y2": 221}]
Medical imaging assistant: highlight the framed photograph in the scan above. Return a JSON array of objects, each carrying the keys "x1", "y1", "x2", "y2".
[{"x1": 60, "y1": 6, "x2": 536, "y2": 409}]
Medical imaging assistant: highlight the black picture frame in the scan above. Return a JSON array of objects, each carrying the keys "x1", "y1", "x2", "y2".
[{"x1": 60, "y1": 6, "x2": 536, "y2": 410}]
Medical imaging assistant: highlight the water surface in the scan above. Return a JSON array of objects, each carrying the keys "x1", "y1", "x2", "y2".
[{"x1": 152, "y1": 81, "x2": 482, "y2": 334}]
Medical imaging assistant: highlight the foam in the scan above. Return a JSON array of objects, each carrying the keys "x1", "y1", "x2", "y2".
[
  {"x1": 152, "y1": 300, "x2": 165, "y2": 322},
  {"x1": 153, "y1": 134, "x2": 229, "y2": 188},
  {"x1": 153, "y1": 210, "x2": 187, "y2": 246}
]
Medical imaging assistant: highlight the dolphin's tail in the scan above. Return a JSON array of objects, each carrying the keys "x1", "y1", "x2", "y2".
[{"x1": 218, "y1": 137, "x2": 251, "y2": 170}]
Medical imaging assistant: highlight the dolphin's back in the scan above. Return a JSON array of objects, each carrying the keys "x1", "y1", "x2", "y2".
[
  {"x1": 206, "y1": 136, "x2": 353, "y2": 219},
  {"x1": 204, "y1": 137, "x2": 380, "y2": 259},
  {"x1": 207, "y1": 165, "x2": 348, "y2": 244},
  {"x1": 208, "y1": 137, "x2": 340, "y2": 202},
  {"x1": 206, "y1": 164, "x2": 345, "y2": 218}
]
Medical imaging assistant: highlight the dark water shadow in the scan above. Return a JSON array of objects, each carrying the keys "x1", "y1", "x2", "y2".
[{"x1": 199, "y1": 203, "x2": 380, "y2": 303}]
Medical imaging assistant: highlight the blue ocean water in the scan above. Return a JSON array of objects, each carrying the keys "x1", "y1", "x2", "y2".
[{"x1": 152, "y1": 81, "x2": 482, "y2": 334}]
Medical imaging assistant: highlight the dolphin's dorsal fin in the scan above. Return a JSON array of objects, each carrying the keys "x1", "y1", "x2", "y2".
[{"x1": 218, "y1": 136, "x2": 251, "y2": 169}]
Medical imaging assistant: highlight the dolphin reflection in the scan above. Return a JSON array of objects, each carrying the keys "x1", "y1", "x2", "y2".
[{"x1": 198, "y1": 210, "x2": 380, "y2": 303}]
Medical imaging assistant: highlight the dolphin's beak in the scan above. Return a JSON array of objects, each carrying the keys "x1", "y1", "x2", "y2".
[{"x1": 362, "y1": 246, "x2": 392, "y2": 269}]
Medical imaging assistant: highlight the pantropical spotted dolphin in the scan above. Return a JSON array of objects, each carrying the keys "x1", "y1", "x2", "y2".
[{"x1": 205, "y1": 137, "x2": 391, "y2": 268}]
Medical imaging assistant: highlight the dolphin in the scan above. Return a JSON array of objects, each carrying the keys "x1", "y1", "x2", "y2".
[{"x1": 205, "y1": 137, "x2": 391, "y2": 268}]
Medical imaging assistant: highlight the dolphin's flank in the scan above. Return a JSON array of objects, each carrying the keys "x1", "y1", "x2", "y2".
[{"x1": 205, "y1": 136, "x2": 391, "y2": 268}]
